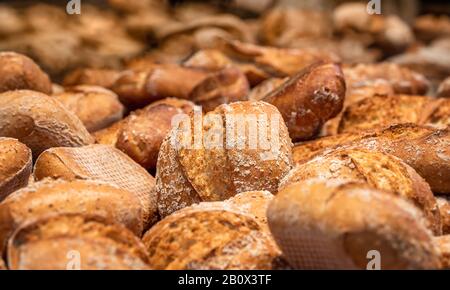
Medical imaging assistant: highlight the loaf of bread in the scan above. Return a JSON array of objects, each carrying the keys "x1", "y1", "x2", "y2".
[
  {"x1": 435, "y1": 235, "x2": 450, "y2": 269},
  {"x1": 0, "y1": 179, "x2": 144, "y2": 254},
  {"x1": 0, "y1": 52, "x2": 52, "y2": 94},
  {"x1": 7, "y1": 214, "x2": 151, "y2": 270},
  {"x1": 338, "y1": 95, "x2": 450, "y2": 133},
  {"x1": 142, "y1": 204, "x2": 280, "y2": 270},
  {"x1": 63, "y1": 68, "x2": 123, "y2": 89},
  {"x1": 437, "y1": 77, "x2": 450, "y2": 98},
  {"x1": 248, "y1": 78, "x2": 287, "y2": 101},
  {"x1": 0, "y1": 138, "x2": 32, "y2": 201},
  {"x1": 0, "y1": 90, "x2": 93, "y2": 157},
  {"x1": 33, "y1": 145, "x2": 157, "y2": 227},
  {"x1": 156, "y1": 101, "x2": 292, "y2": 217},
  {"x1": 263, "y1": 62, "x2": 346, "y2": 141},
  {"x1": 437, "y1": 197, "x2": 450, "y2": 235},
  {"x1": 268, "y1": 179, "x2": 441, "y2": 269},
  {"x1": 283, "y1": 149, "x2": 441, "y2": 235},
  {"x1": 53, "y1": 85, "x2": 124, "y2": 132}
]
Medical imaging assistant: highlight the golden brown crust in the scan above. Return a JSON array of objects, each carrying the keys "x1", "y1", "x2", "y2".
[
  {"x1": 33, "y1": 145, "x2": 157, "y2": 228},
  {"x1": 7, "y1": 214, "x2": 151, "y2": 270},
  {"x1": 0, "y1": 138, "x2": 32, "y2": 201},
  {"x1": 283, "y1": 149, "x2": 441, "y2": 235},
  {"x1": 0, "y1": 52, "x2": 52, "y2": 94},
  {"x1": 156, "y1": 101, "x2": 292, "y2": 217},
  {"x1": 142, "y1": 206, "x2": 280, "y2": 270},
  {"x1": 263, "y1": 62, "x2": 346, "y2": 141},
  {"x1": 268, "y1": 179, "x2": 441, "y2": 269},
  {"x1": 0, "y1": 90, "x2": 93, "y2": 157},
  {"x1": 436, "y1": 197, "x2": 450, "y2": 235},
  {"x1": 53, "y1": 85, "x2": 124, "y2": 132},
  {"x1": 63, "y1": 68, "x2": 123, "y2": 89},
  {"x1": 435, "y1": 235, "x2": 450, "y2": 269}
]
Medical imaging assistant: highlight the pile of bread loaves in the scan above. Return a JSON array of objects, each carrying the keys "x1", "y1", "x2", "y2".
[{"x1": 0, "y1": 0, "x2": 450, "y2": 270}]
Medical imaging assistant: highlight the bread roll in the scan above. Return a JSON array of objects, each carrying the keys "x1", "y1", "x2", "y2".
[
  {"x1": 0, "y1": 52, "x2": 52, "y2": 94},
  {"x1": 435, "y1": 235, "x2": 450, "y2": 269},
  {"x1": 7, "y1": 214, "x2": 151, "y2": 270},
  {"x1": 0, "y1": 138, "x2": 32, "y2": 201},
  {"x1": 156, "y1": 101, "x2": 292, "y2": 217},
  {"x1": 437, "y1": 197, "x2": 450, "y2": 235},
  {"x1": 0, "y1": 90, "x2": 93, "y2": 157},
  {"x1": 268, "y1": 179, "x2": 441, "y2": 269},
  {"x1": 53, "y1": 85, "x2": 124, "y2": 132},
  {"x1": 142, "y1": 205, "x2": 280, "y2": 270},
  {"x1": 33, "y1": 145, "x2": 157, "y2": 227},
  {"x1": 282, "y1": 149, "x2": 441, "y2": 235},
  {"x1": 263, "y1": 62, "x2": 346, "y2": 141},
  {"x1": 63, "y1": 68, "x2": 122, "y2": 89},
  {"x1": 0, "y1": 179, "x2": 143, "y2": 253}
]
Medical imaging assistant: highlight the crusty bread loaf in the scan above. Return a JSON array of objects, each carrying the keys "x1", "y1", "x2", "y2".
[
  {"x1": 183, "y1": 49, "x2": 233, "y2": 72},
  {"x1": 283, "y1": 149, "x2": 441, "y2": 235},
  {"x1": 0, "y1": 138, "x2": 32, "y2": 201},
  {"x1": 0, "y1": 52, "x2": 52, "y2": 94},
  {"x1": 7, "y1": 214, "x2": 151, "y2": 270},
  {"x1": 437, "y1": 197, "x2": 450, "y2": 235},
  {"x1": 435, "y1": 235, "x2": 450, "y2": 269},
  {"x1": 53, "y1": 85, "x2": 124, "y2": 132},
  {"x1": 437, "y1": 77, "x2": 450, "y2": 98},
  {"x1": 268, "y1": 179, "x2": 441, "y2": 269},
  {"x1": 156, "y1": 101, "x2": 292, "y2": 217},
  {"x1": 0, "y1": 179, "x2": 143, "y2": 253},
  {"x1": 0, "y1": 90, "x2": 93, "y2": 157},
  {"x1": 248, "y1": 77, "x2": 287, "y2": 101},
  {"x1": 63, "y1": 68, "x2": 123, "y2": 89},
  {"x1": 263, "y1": 62, "x2": 346, "y2": 141},
  {"x1": 142, "y1": 205, "x2": 280, "y2": 270},
  {"x1": 33, "y1": 145, "x2": 157, "y2": 227}
]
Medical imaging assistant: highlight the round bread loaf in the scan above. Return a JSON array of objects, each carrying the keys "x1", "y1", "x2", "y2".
[
  {"x1": 282, "y1": 148, "x2": 442, "y2": 235},
  {"x1": 7, "y1": 214, "x2": 151, "y2": 270},
  {"x1": 0, "y1": 138, "x2": 32, "y2": 201},
  {"x1": 156, "y1": 101, "x2": 292, "y2": 217},
  {"x1": 268, "y1": 179, "x2": 441, "y2": 269},
  {"x1": 0, "y1": 90, "x2": 93, "y2": 157}
]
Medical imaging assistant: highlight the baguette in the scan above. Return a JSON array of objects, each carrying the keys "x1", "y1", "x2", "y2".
[
  {"x1": 156, "y1": 101, "x2": 292, "y2": 217},
  {"x1": 268, "y1": 179, "x2": 441, "y2": 269},
  {"x1": 437, "y1": 77, "x2": 450, "y2": 98},
  {"x1": 437, "y1": 197, "x2": 450, "y2": 235},
  {"x1": 7, "y1": 214, "x2": 151, "y2": 270},
  {"x1": 0, "y1": 52, "x2": 52, "y2": 94},
  {"x1": 282, "y1": 149, "x2": 441, "y2": 235},
  {"x1": 0, "y1": 90, "x2": 93, "y2": 157},
  {"x1": 435, "y1": 235, "x2": 450, "y2": 269},
  {"x1": 33, "y1": 145, "x2": 157, "y2": 227},
  {"x1": 0, "y1": 179, "x2": 143, "y2": 254},
  {"x1": 63, "y1": 68, "x2": 123, "y2": 89},
  {"x1": 142, "y1": 205, "x2": 280, "y2": 270},
  {"x1": 53, "y1": 85, "x2": 124, "y2": 132},
  {"x1": 263, "y1": 62, "x2": 346, "y2": 141},
  {"x1": 0, "y1": 138, "x2": 32, "y2": 201}
]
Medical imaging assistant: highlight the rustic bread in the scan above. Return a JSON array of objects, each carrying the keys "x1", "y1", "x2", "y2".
[
  {"x1": 156, "y1": 101, "x2": 292, "y2": 217},
  {"x1": 0, "y1": 52, "x2": 52, "y2": 94},
  {"x1": 0, "y1": 179, "x2": 143, "y2": 254},
  {"x1": 437, "y1": 197, "x2": 450, "y2": 235},
  {"x1": 248, "y1": 77, "x2": 287, "y2": 101},
  {"x1": 63, "y1": 68, "x2": 123, "y2": 89},
  {"x1": 263, "y1": 62, "x2": 346, "y2": 141},
  {"x1": 0, "y1": 90, "x2": 93, "y2": 157},
  {"x1": 142, "y1": 205, "x2": 280, "y2": 270},
  {"x1": 283, "y1": 149, "x2": 441, "y2": 235},
  {"x1": 437, "y1": 77, "x2": 450, "y2": 98},
  {"x1": 0, "y1": 138, "x2": 32, "y2": 201},
  {"x1": 435, "y1": 235, "x2": 450, "y2": 269},
  {"x1": 268, "y1": 179, "x2": 441, "y2": 269},
  {"x1": 53, "y1": 85, "x2": 124, "y2": 132},
  {"x1": 33, "y1": 145, "x2": 157, "y2": 227},
  {"x1": 7, "y1": 214, "x2": 151, "y2": 270}
]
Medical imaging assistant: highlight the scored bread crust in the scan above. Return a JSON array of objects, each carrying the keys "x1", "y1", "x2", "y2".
[
  {"x1": 0, "y1": 179, "x2": 144, "y2": 254},
  {"x1": 142, "y1": 206, "x2": 280, "y2": 270},
  {"x1": 7, "y1": 214, "x2": 151, "y2": 270},
  {"x1": 33, "y1": 145, "x2": 157, "y2": 227},
  {"x1": 0, "y1": 90, "x2": 93, "y2": 157},
  {"x1": 282, "y1": 149, "x2": 441, "y2": 235},
  {"x1": 436, "y1": 197, "x2": 450, "y2": 235},
  {"x1": 268, "y1": 179, "x2": 441, "y2": 269},
  {"x1": 156, "y1": 101, "x2": 292, "y2": 217},
  {"x1": 0, "y1": 138, "x2": 32, "y2": 201}
]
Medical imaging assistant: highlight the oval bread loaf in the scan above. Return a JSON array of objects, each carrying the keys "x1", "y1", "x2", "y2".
[
  {"x1": 156, "y1": 101, "x2": 292, "y2": 217},
  {"x1": 7, "y1": 214, "x2": 151, "y2": 270},
  {"x1": 437, "y1": 197, "x2": 450, "y2": 235},
  {"x1": 268, "y1": 179, "x2": 441, "y2": 269},
  {"x1": 33, "y1": 145, "x2": 157, "y2": 227},
  {"x1": 282, "y1": 149, "x2": 441, "y2": 235},
  {"x1": 0, "y1": 90, "x2": 93, "y2": 157},
  {"x1": 0, "y1": 138, "x2": 32, "y2": 201}
]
